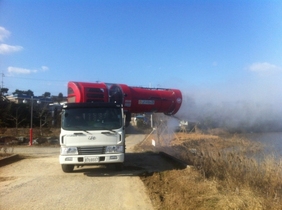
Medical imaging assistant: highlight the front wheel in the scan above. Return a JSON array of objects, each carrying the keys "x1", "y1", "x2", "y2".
[{"x1": 61, "y1": 164, "x2": 74, "y2": 173}]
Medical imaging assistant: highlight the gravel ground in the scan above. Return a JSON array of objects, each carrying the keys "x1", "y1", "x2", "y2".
[{"x1": 0, "y1": 134, "x2": 155, "y2": 210}]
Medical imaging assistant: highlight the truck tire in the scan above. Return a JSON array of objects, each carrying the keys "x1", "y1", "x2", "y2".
[
  {"x1": 61, "y1": 164, "x2": 74, "y2": 173},
  {"x1": 115, "y1": 163, "x2": 124, "y2": 171}
]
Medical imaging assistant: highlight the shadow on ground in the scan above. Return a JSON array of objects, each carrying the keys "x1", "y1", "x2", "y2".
[{"x1": 68, "y1": 151, "x2": 186, "y2": 177}]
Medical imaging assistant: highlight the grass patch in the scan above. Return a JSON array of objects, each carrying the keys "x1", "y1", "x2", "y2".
[{"x1": 140, "y1": 132, "x2": 282, "y2": 209}]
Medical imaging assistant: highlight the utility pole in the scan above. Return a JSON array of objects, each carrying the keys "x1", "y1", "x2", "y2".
[{"x1": 1, "y1": 72, "x2": 4, "y2": 89}]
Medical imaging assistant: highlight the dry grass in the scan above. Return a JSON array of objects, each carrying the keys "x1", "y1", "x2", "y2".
[
  {"x1": 141, "y1": 167, "x2": 264, "y2": 210},
  {"x1": 140, "y1": 132, "x2": 282, "y2": 210}
]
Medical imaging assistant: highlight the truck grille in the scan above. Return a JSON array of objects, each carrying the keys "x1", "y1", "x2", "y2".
[{"x1": 77, "y1": 147, "x2": 106, "y2": 155}]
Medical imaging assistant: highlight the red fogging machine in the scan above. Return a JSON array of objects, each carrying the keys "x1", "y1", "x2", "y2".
[{"x1": 67, "y1": 81, "x2": 182, "y2": 125}]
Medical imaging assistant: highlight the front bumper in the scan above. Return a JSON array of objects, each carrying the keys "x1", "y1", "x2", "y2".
[{"x1": 59, "y1": 154, "x2": 124, "y2": 165}]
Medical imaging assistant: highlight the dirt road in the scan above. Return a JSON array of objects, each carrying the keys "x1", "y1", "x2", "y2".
[{"x1": 0, "y1": 134, "x2": 155, "y2": 210}]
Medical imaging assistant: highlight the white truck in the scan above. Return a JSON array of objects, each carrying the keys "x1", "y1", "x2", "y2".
[{"x1": 59, "y1": 102, "x2": 125, "y2": 173}]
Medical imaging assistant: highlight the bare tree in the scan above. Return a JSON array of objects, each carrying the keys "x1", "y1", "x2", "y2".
[
  {"x1": 36, "y1": 103, "x2": 50, "y2": 136},
  {"x1": 0, "y1": 89, "x2": 10, "y2": 127},
  {"x1": 7, "y1": 104, "x2": 27, "y2": 131}
]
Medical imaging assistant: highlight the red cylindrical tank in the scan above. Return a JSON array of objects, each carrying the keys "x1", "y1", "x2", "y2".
[
  {"x1": 68, "y1": 81, "x2": 109, "y2": 103},
  {"x1": 67, "y1": 81, "x2": 182, "y2": 115},
  {"x1": 117, "y1": 85, "x2": 182, "y2": 115}
]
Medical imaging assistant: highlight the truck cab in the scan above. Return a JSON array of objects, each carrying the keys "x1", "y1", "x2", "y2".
[{"x1": 59, "y1": 102, "x2": 125, "y2": 172}]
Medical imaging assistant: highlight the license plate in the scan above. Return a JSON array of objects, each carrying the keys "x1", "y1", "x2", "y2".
[{"x1": 84, "y1": 156, "x2": 99, "y2": 163}]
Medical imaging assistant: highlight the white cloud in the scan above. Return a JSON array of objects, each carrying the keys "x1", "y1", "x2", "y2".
[
  {"x1": 0, "y1": 43, "x2": 23, "y2": 54},
  {"x1": 248, "y1": 62, "x2": 281, "y2": 74},
  {"x1": 7, "y1": 66, "x2": 49, "y2": 75},
  {"x1": 8, "y1": 66, "x2": 37, "y2": 74},
  {"x1": 0, "y1": 26, "x2": 10, "y2": 42},
  {"x1": 41, "y1": 66, "x2": 49, "y2": 71},
  {"x1": 0, "y1": 26, "x2": 23, "y2": 54}
]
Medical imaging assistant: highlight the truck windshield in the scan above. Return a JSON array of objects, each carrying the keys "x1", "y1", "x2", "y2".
[{"x1": 62, "y1": 107, "x2": 122, "y2": 131}]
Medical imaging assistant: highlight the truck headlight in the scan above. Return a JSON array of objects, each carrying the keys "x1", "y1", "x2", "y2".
[
  {"x1": 61, "y1": 147, "x2": 78, "y2": 155},
  {"x1": 105, "y1": 146, "x2": 123, "y2": 153}
]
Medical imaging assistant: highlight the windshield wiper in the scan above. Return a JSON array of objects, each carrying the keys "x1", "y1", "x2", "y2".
[
  {"x1": 82, "y1": 130, "x2": 91, "y2": 134},
  {"x1": 72, "y1": 126, "x2": 91, "y2": 134},
  {"x1": 101, "y1": 129, "x2": 117, "y2": 135}
]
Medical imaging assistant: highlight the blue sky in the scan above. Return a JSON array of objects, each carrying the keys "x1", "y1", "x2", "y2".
[{"x1": 1, "y1": 0, "x2": 282, "y2": 107}]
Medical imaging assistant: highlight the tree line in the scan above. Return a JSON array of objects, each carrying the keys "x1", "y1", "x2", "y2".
[{"x1": 0, "y1": 88, "x2": 64, "y2": 130}]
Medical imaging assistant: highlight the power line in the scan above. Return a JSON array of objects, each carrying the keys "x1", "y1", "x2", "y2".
[
  {"x1": 4, "y1": 75, "x2": 68, "y2": 96},
  {"x1": 5, "y1": 75, "x2": 67, "y2": 82}
]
